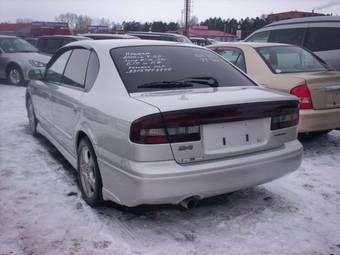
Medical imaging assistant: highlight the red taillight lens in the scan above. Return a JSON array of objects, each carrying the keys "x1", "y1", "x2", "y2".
[
  {"x1": 290, "y1": 84, "x2": 313, "y2": 109},
  {"x1": 130, "y1": 113, "x2": 201, "y2": 144}
]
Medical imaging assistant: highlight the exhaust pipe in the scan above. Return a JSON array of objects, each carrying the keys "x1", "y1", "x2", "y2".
[{"x1": 179, "y1": 196, "x2": 200, "y2": 209}]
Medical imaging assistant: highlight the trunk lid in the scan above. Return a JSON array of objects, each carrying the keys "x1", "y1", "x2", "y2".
[
  {"x1": 284, "y1": 71, "x2": 340, "y2": 110},
  {"x1": 131, "y1": 87, "x2": 298, "y2": 164},
  {"x1": 131, "y1": 86, "x2": 294, "y2": 112}
]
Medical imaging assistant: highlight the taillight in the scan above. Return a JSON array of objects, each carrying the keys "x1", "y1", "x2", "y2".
[
  {"x1": 130, "y1": 113, "x2": 200, "y2": 144},
  {"x1": 290, "y1": 84, "x2": 313, "y2": 109},
  {"x1": 271, "y1": 107, "x2": 299, "y2": 130}
]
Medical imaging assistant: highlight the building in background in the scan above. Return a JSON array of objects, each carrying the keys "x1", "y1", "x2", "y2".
[
  {"x1": 267, "y1": 11, "x2": 325, "y2": 23},
  {"x1": 180, "y1": 25, "x2": 237, "y2": 42},
  {"x1": 87, "y1": 25, "x2": 109, "y2": 33},
  {"x1": 0, "y1": 22, "x2": 71, "y2": 37}
]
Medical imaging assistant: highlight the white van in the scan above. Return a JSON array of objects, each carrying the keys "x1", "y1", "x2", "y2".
[{"x1": 245, "y1": 16, "x2": 340, "y2": 70}]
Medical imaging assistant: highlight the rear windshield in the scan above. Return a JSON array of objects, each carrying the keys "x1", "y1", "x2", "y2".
[
  {"x1": 256, "y1": 46, "x2": 327, "y2": 74},
  {"x1": 110, "y1": 46, "x2": 256, "y2": 93}
]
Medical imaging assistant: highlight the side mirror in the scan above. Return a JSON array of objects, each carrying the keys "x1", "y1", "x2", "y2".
[{"x1": 28, "y1": 69, "x2": 43, "y2": 80}]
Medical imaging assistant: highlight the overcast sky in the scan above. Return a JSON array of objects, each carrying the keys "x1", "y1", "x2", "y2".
[{"x1": 1, "y1": 0, "x2": 340, "y2": 23}]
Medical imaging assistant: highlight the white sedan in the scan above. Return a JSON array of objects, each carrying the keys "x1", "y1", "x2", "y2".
[{"x1": 25, "y1": 40, "x2": 303, "y2": 208}]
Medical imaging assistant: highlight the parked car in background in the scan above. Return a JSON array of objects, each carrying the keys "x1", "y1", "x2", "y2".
[
  {"x1": 189, "y1": 36, "x2": 212, "y2": 46},
  {"x1": 79, "y1": 33, "x2": 139, "y2": 40},
  {"x1": 24, "y1": 37, "x2": 38, "y2": 47},
  {"x1": 127, "y1": 32, "x2": 192, "y2": 43},
  {"x1": 26, "y1": 40, "x2": 302, "y2": 208},
  {"x1": 36, "y1": 35, "x2": 91, "y2": 55},
  {"x1": 0, "y1": 35, "x2": 50, "y2": 85},
  {"x1": 208, "y1": 42, "x2": 340, "y2": 134},
  {"x1": 245, "y1": 16, "x2": 340, "y2": 70}
]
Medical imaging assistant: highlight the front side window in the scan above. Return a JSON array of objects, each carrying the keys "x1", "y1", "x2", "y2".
[
  {"x1": 111, "y1": 46, "x2": 256, "y2": 93},
  {"x1": 62, "y1": 49, "x2": 91, "y2": 88},
  {"x1": 0, "y1": 38, "x2": 38, "y2": 53},
  {"x1": 257, "y1": 46, "x2": 327, "y2": 74},
  {"x1": 268, "y1": 28, "x2": 306, "y2": 46},
  {"x1": 214, "y1": 48, "x2": 247, "y2": 72},
  {"x1": 304, "y1": 27, "x2": 340, "y2": 52},
  {"x1": 45, "y1": 50, "x2": 72, "y2": 83},
  {"x1": 246, "y1": 31, "x2": 270, "y2": 42}
]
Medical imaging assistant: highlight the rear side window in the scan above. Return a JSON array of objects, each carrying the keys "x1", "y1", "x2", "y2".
[
  {"x1": 268, "y1": 28, "x2": 305, "y2": 46},
  {"x1": 246, "y1": 31, "x2": 270, "y2": 42},
  {"x1": 257, "y1": 46, "x2": 327, "y2": 74},
  {"x1": 110, "y1": 46, "x2": 256, "y2": 93},
  {"x1": 62, "y1": 37, "x2": 76, "y2": 47},
  {"x1": 304, "y1": 27, "x2": 340, "y2": 52},
  {"x1": 85, "y1": 51, "x2": 100, "y2": 90},
  {"x1": 214, "y1": 48, "x2": 247, "y2": 72},
  {"x1": 45, "y1": 38, "x2": 63, "y2": 54},
  {"x1": 62, "y1": 49, "x2": 91, "y2": 88}
]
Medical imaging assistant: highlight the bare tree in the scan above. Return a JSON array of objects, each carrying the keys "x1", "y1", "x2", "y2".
[
  {"x1": 55, "y1": 13, "x2": 78, "y2": 30},
  {"x1": 74, "y1": 15, "x2": 92, "y2": 34}
]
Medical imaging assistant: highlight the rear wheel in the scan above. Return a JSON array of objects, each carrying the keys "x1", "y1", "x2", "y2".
[
  {"x1": 27, "y1": 97, "x2": 38, "y2": 136},
  {"x1": 7, "y1": 65, "x2": 24, "y2": 85},
  {"x1": 77, "y1": 138, "x2": 103, "y2": 207}
]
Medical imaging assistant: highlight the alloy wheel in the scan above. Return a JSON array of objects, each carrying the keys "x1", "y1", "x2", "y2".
[
  {"x1": 9, "y1": 67, "x2": 22, "y2": 85},
  {"x1": 79, "y1": 146, "x2": 97, "y2": 199}
]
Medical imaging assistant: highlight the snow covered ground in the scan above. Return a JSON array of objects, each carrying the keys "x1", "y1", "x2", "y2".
[{"x1": 0, "y1": 83, "x2": 339, "y2": 255}]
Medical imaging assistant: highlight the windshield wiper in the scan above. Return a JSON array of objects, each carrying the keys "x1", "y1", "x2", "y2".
[
  {"x1": 137, "y1": 76, "x2": 219, "y2": 89},
  {"x1": 178, "y1": 76, "x2": 219, "y2": 87},
  {"x1": 137, "y1": 81, "x2": 193, "y2": 89}
]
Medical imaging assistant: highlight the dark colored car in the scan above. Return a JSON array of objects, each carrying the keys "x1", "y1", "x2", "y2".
[
  {"x1": 36, "y1": 35, "x2": 91, "y2": 55},
  {"x1": 24, "y1": 37, "x2": 38, "y2": 47},
  {"x1": 245, "y1": 16, "x2": 340, "y2": 70},
  {"x1": 127, "y1": 32, "x2": 192, "y2": 44},
  {"x1": 79, "y1": 33, "x2": 139, "y2": 40},
  {"x1": 189, "y1": 36, "x2": 212, "y2": 46}
]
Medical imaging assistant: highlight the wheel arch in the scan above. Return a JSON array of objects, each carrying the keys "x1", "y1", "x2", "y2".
[
  {"x1": 75, "y1": 127, "x2": 97, "y2": 155},
  {"x1": 6, "y1": 61, "x2": 22, "y2": 75}
]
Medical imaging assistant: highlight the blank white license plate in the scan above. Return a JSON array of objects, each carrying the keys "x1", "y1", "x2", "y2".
[{"x1": 202, "y1": 118, "x2": 270, "y2": 155}]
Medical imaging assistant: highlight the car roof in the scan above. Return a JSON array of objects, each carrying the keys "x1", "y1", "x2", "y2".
[
  {"x1": 265, "y1": 16, "x2": 340, "y2": 28},
  {"x1": 80, "y1": 33, "x2": 138, "y2": 39},
  {"x1": 62, "y1": 39, "x2": 200, "y2": 52},
  {"x1": 38, "y1": 35, "x2": 90, "y2": 40},
  {"x1": 128, "y1": 32, "x2": 183, "y2": 37},
  {"x1": 208, "y1": 42, "x2": 290, "y2": 49},
  {"x1": 0, "y1": 35, "x2": 18, "y2": 39}
]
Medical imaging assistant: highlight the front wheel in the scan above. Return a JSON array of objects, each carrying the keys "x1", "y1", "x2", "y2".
[
  {"x1": 77, "y1": 138, "x2": 103, "y2": 207},
  {"x1": 7, "y1": 66, "x2": 24, "y2": 85}
]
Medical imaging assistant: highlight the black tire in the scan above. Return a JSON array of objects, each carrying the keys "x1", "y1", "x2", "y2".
[
  {"x1": 7, "y1": 65, "x2": 24, "y2": 85},
  {"x1": 77, "y1": 137, "x2": 103, "y2": 207},
  {"x1": 26, "y1": 97, "x2": 38, "y2": 136}
]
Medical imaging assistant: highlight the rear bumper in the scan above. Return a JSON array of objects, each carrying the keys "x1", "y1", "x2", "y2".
[
  {"x1": 299, "y1": 108, "x2": 340, "y2": 132},
  {"x1": 99, "y1": 140, "x2": 303, "y2": 207}
]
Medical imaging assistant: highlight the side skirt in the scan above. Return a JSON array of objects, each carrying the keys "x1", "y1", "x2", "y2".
[{"x1": 37, "y1": 123, "x2": 77, "y2": 169}]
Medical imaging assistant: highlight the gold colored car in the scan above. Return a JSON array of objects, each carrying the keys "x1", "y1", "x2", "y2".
[{"x1": 208, "y1": 42, "x2": 340, "y2": 133}]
